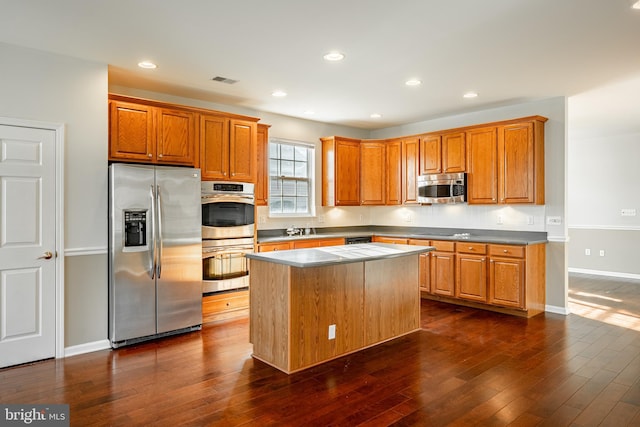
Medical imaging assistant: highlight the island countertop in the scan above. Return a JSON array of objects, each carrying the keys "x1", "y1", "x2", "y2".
[{"x1": 246, "y1": 242, "x2": 434, "y2": 268}]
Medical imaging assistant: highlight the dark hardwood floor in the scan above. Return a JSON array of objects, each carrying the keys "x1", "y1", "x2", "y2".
[{"x1": 2, "y1": 273, "x2": 640, "y2": 426}]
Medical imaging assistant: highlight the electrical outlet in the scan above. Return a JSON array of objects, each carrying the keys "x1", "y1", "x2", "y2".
[
  {"x1": 546, "y1": 216, "x2": 562, "y2": 225},
  {"x1": 599, "y1": 250, "x2": 605, "y2": 257},
  {"x1": 585, "y1": 248, "x2": 591, "y2": 256},
  {"x1": 527, "y1": 216, "x2": 534, "y2": 225},
  {"x1": 328, "y1": 324, "x2": 336, "y2": 340},
  {"x1": 497, "y1": 215, "x2": 503, "y2": 225},
  {"x1": 318, "y1": 215, "x2": 325, "y2": 223},
  {"x1": 259, "y1": 215, "x2": 266, "y2": 224},
  {"x1": 404, "y1": 213, "x2": 412, "y2": 223},
  {"x1": 621, "y1": 209, "x2": 637, "y2": 217}
]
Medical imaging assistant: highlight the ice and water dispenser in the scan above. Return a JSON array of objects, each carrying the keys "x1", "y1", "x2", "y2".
[{"x1": 123, "y1": 210, "x2": 147, "y2": 249}]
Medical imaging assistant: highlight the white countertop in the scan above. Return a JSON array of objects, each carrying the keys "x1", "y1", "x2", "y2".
[{"x1": 246, "y1": 243, "x2": 434, "y2": 268}]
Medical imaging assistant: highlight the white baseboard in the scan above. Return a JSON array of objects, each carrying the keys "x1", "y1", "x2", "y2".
[
  {"x1": 545, "y1": 304, "x2": 570, "y2": 316},
  {"x1": 64, "y1": 339, "x2": 111, "y2": 358},
  {"x1": 569, "y1": 268, "x2": 640, "y2": 281}
]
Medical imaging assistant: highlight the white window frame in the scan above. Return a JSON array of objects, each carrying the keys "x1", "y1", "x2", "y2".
[{"x1": 268, "y1": 138, "x2": 316, "y2": 218}]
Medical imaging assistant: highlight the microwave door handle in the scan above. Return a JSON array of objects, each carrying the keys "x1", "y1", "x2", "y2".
[
  {"x1": 156, "y1": 185, "x2": 163, "y2": 279},
  {"x1": 450, "y1": 180, "x2": 455, "y2": 203},
  {"x1": 149, "y1": 185, "x2": 156, "y2": 279}
]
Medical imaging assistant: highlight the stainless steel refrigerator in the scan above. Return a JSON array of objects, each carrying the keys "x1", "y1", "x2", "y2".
[{"x1": 108, "y1": 163, "x2": 202, "y2": 348}]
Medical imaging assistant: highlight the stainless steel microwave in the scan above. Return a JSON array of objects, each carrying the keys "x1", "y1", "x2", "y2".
[{"x1": 417, "y1": 173, "x2": 467, "y2": 204}]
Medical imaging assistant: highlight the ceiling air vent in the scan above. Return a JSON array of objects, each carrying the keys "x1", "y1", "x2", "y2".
[{"x1": 211, "y1": 76, "x2": 238, "y2": 84}]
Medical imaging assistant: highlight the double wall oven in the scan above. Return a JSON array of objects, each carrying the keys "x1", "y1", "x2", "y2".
[{"x1": 201, "y1": 182, "x2": 255, "y2": 294}]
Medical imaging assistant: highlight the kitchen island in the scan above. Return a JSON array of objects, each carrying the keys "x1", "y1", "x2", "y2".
[{"x1": 246, "y1": 243, "x2": 433, "y2": 374}]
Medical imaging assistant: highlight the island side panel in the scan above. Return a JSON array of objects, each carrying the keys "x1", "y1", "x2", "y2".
[
  {"x1": 364, "y1": 255, "x2": 420, "y2": 346},
  {"x1": 250, "y1": 259, "x2": 290, "y2": 371},
  {"x1": 289, "y1": 263, "x2": 365, "y2": 372}
]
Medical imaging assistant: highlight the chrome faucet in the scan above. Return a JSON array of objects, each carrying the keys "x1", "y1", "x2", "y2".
[{"x1": 286, "y1": 225, "x2": 303, "y2": 236}]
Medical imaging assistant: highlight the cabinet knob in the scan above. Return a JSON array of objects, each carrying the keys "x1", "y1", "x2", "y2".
[
  {"x1": 468, "y1": 246, "x2": 473, "y2": 250},
  {"x1": 148, "y1": 153, "x2": 152, "y2": 157},
  {"x1": 158, "y1": 153, "x2": 163, "y2": 158},
  {"x1": 503, "y1": 249, "x2": 508, "y2": 253}
]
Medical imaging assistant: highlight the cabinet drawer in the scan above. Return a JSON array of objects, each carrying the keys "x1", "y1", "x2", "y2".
[
  {"x1": 457, "y1": 242, "x2": 487, "y2": 255},
  {"x1": 258, "y1": 242, "x2": 292, "y2": 252},
  {"x1": 489, "y1": 244, "x2": 525, "y2": 258},
  {"x1": 203, "y1": 291, "x2": 249, "y2": 313},
  {"x1": 373, "y1": 236, "x2": 408, "y2": 244},
  {"x1": 408, "y1": 238, "x2": 431, "y2": 246},
  {"x1": 431, "y1": 240, "x2": 455, "y2": 252}
]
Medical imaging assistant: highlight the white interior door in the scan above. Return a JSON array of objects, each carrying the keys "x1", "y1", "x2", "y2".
[{"x1": 0, "y1": 124, "x2": 56, "y2": 368}]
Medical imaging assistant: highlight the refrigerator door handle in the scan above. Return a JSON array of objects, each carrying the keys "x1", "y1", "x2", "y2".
[
  {"x1": 149, "y1": 185, "x2": 157, "y2": 279},
  {"x1": 156, "y1": 185, "x2": 164, "y2": 279}
]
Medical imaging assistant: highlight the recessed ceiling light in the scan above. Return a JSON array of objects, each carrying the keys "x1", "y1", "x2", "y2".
[
  {"x1": 370, "y1": 113, "x2": 382, "y2": 119},
  {"x1": 463, "y1": 92, "x2": 478, "y2": 98},
  {"x1": 323, "y1": 51, "x2": 345, "y2": 61},
  {"x1": 632, "y1": 0, "x2": 640, "y2": 9},
  {"x1": 405, "y1": 79, "x2": 422, "y2": 86},
  {"x1": 272, "y1": 90, "x2": 287, "y2": 97},
  {"x1": 137, "y1": 61, "x2": 157, "y2": 69}
]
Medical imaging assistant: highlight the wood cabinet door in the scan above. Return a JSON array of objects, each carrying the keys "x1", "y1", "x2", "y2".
[
  {"x1": 430, "y1": 251, "x2": 455, "y2": 297},
  {"x1": 419, "y1": 253, "x2": 431, "y2": 292},
  {"x1": 442, "y1": 132, "x2": 466, "y2": 173},
  {"x1": 420, "y1": 134, "x2": 441, "y2": 174},
  {"x1": 402, "y1": 137, "x2": 419, "y2": 204},
  {"x1": 456, "y1": 254, "x2": 487, "y2": 302},
  {"x1": 200, "y1": 114, "x2": 229, "y2": 180},
  {"x1": 109, "y1": 101, "x2": 154, "y2": 162},
  {"x1": 229, "y1": 119, "x2": 257, "y2": 182},
  {"x1": 489, "y1": 256, "x2": 525, "y2": 308},
  {"x1": 255, "y1": 124, "x2": 270, "y2": 205},
  {"x1": 360, "y1": 141, "x2": 385, "y2": 205},
  {"x1": 385, "y1": 139, "x2": 402, "y2": 205},
  {"x1": 499, "y1": 122, "x2": 534, "y2": 204},
  {"x1": 466, "y1": 127, "x2": 498, "y2": 204},
  {"x1": 156, "y1": 108, "x2": 196, "y2": 165},
  {"x1": 335, "y1": 139, "x2": 360, "y2": 205}
]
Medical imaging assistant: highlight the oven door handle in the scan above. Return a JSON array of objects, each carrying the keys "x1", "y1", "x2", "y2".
[{"x1": 201, "y1": 194, "x2": 255, "y2": 205}]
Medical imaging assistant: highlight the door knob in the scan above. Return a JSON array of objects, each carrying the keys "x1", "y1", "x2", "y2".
[{"x1": 38, "y1": 251, "x2": 53, "y2": 260}]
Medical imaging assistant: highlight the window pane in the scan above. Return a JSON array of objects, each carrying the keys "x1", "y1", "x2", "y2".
[
  {"x1": 282, "y1": 197, "x2": 295, "y2": 213},
  {"x1": 297, "y1": 180, "x2": 308, "y2": 196},
  {"x1": 296, "y1": 197, "x2": 308, "y2": 213},
  {"x1": 269, "y1": 159, "x2": 279, "y2": 176},
  {"x1": 281, "y1": 144, "x2": 294, "y2": 160},
  {"x1": 295, "y1": 146, "x2": 307, "y2": 161},
  {"x1": 281, "y1": 160, "x2": 294, "y2": 177},
  {"x1": 294, "y1": 161, "x2": 307, "y2": 178},
  {"x1": 270, "y1": 178, "x2": 282, "y2": 196},
  {"x1": 282, "y1": 179, "x2": 296, "y2": 196},
  {"x1": 269, "y1": 143, "x2": 280, "y2": 159}
]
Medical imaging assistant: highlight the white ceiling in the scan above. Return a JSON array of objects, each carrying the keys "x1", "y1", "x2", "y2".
[{"x1": 1, "y1": 0, "x2": 640, "y2": 133}]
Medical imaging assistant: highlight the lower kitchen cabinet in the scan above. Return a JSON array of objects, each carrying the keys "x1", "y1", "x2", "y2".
[
  {"x1": 430, "y1": 241, "x2": 456, "y2": 297},
  {"x1": 372, "y1": 236, "x2": 408, "y2": 244},
  {"x1": 202, "y1": 290, "x2": 249, "y2": 323},
  {"x1": 456, "y1": 243, "x2": 488, "y2": 302}
]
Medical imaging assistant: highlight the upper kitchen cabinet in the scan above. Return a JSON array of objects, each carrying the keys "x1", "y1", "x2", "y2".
[
  {"x1": 420, "y1": 132, "x2": 466, "y2": 175},
  {"x1": 360, "y1": 140, "x2": 386, "y2": 205},
  {"x1": 401, "y1": 137, "x2": 419, "y2": 204},
  {"x1": 200, "y1": 113, "x2": 258, "y2": 182},
  {"x1": 466, "y1": 116, "x2": 546, "y2": 205},
  {"x1": 255, "y1": 123, "x2": 271, "y2": 205},
  {"x1": 321, "y1": 136, "x2": 361, "y2": 206},
  {"x1": 499, "y1": 120, "x2": 545, "y2": 204},
  {"x1": 385, "y1": 139, "x2": 402, "y2": 205},
  {"x1": 109, "y1": 97, "x2": 196, "y2": 166}
]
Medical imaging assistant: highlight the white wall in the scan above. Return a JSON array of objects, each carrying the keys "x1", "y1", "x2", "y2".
[{"x1": 0, "y1": 42, "x2": 109, "y2": 347}]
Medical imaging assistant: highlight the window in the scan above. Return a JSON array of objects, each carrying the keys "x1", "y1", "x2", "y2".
[{"x1": 268, "y1": 139, "x2": 314, "y2": 216}]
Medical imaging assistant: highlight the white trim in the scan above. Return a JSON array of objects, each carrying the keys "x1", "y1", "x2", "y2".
[
  {"x1": 569, "y1": 267, "x2": 640, "y2": 281},
  {"x1": 65, "y1": 247, "x2": 108, "y2": 256},
  {"x1": 545, "y1": 304, "x2": 570, "y2": 315},
  {"x1": 64, "y1": 340, "x2": 111, "y2": 358},
  {"x1": 0, "y1": 116, "x2": 66, "y2": 360},
  {"x1": 568, "y1": 225, "x2": 640, "y2": 231},
  {"x1": 547, "y1": 235, "x2": 569, "y2": 243}
]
